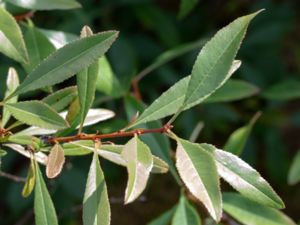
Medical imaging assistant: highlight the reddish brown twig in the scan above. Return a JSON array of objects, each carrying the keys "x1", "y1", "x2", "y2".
[
  {"x1": 48, "y1": 124, "x2": 173, "y2": 144},
  {"x1": 14, "y1": 11, "x2": 34, "y2": 21}
]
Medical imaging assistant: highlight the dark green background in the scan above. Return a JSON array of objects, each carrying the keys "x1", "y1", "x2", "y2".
[{"x1": 0, "y1": 0, "x2": 299, "y2": 224}]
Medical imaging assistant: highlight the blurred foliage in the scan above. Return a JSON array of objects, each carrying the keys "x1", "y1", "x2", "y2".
[{"x1": 0, "y1": 0, "x2": 299, "y2": 224}]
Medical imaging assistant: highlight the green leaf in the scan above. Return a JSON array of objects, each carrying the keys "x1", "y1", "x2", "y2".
[
  {"x1": 176, "y1": 139, "x2": 222, "y2": 221},
  {"x1": 122, "y1": 136, "x2": 153, "y2": 204},
  {"x1": 7, "y1": 31, "x2": 119, "y2": 100},
  {"x1": 223, "y1": 193, "x2": 296, "y2": 225},
  {"x1": 38, "y1": 28, "x2": 78, "y2": 49},
  {"x1": 201, "y1": 144, "x2": 284, "y2": 209},
  {"x1": 0, "y1": 149, "x2": 7, "y2": 157},
  {"x1": 46, "y1": 144, "x2": 65, "y2": 179},
  {"x1": 62, "y1": 140, "x2": 93, "y2": 156},
  {"x1": 22, "y1": 157, "x2": 36, "y2": 197},
  {"x1": 172, "y1": 195, "x2": 201, "y2": 225},
  {"x1": 147, "y1": 206, "x2": 176, "y2": 225},
  {"x1": 178, "y1": 0, "x2": 199, "y2": 19},
  {"x1": 34, "y1": 162, "x2": 58, "y2": 225},
  {"x1": 7, "y1": 135, "x2": 42, "y2": 150},
  {"x1": 2, "y1": 67, "x2": 19, "y2": 128},
  {"x1": 203, "y1": 79, "x2": 259, "y2": 103},
  {"x1": 96, "y1": 56, "x2": 123, "y2": 97},
  {"x1": 5, "y1": 101, "x2": 69, "y2": 130},
  {"x1": 42, "y1": 86, "x2": 77, "y2": 112},
  {"x1": 6, "y1": 0, "x2": 81, "y2": 10},
  {"x1": 77, "y1": 26, "x2": 99, "y2": 130},
  {"x1": 130, "y1": 60, "x2": 241, "y2": 128},
  {"x1": 0, "y1": 149, "x2": 7, "y2": 170},
  {"x1": 83, "y1": 147, "x2": 110, "y2": 225},
  {"x1": 19, "y1": 108, "x2": 114, "y2": 136},
  {"x1": 224, "y1": 112, "x2": 260, "y2": 155},
  {"x1": 0, "y1": 7, "x2": 28, "y2": 63},
  {"x1": 151, "y1": 156, "x2": 169, "y2": 174},
  {"x1": 288, "y1": 150, "x2": 300, "y2": 185},
  {"x1": 181, "y1": 11, "x2": 262, "y2": 112},
  {"x1": 262, "y1": 80, "x2": 300, "y2": 101},
  {"x1": 23, "y1": 21, "x2": 56, "y2": 73}
]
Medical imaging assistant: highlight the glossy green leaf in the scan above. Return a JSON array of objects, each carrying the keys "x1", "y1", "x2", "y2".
[
  {"x1": 122, "y1": 135, "x2": 153, "y2": 204},
  {"x1": 23, "y1": 21, "x2": 56, "y2": 73},
  {"x1": 77, "y1": 26, "x2": 99, "y2": 130},
  {"x1": 172, "y1": 195, "x2": 201, "y2": 225},
  {"x1": 46, "y1": 144, "x2": 65, "y2": 179},
  {"x1": 223, "y1": 193, "x2": 296, "y2": 225},
  {"x1": 22, "y1": 157, "x2": 36, "y2": 197},
  {"x1": 96, "y1": 56, "x2": 123, "y2": 97},
  {"x1": 2, "y1": 67, "x2": 19, "y2": 128},
  {"x1": 83, "y1": 148, "x2": 110, "y2": 225},
  {"x1": 34, "y1": 162, "x2": 58, "y2": 225},
  {"x1": 6, "y1": 31, "x2": 119, "y2": 99},
  {"x1": 176, "y1": 139, "x2": 222, "y2": 221},
  {"x1": 5, "y1": 101, "x2": 69, "y2": 130},
  {"x1": 130, "y1": 60, "x2": 241, "y2": 128},
  {"x1": 6, "y1": 0, "x2": 81, "y2": 10},
  {"x1": 62, "y1": 140, "x2": 93, "y2": 156},
  {"x1": 263, "y1": 80, "x2": 300, "y2": 101},
  {"x1": 42, "y1": 86, "x2": 77, "y2": 112},
  {"x1": 38, "y1": 28, "x2": 78, "y2": 49},
  {"x1": 7, "y1": 135, "x2": 42, "y2": 150},
  {"x1": 147, "y1": 206, "x2": 176, "y2": 225},
  {"x1": 0, "y1": 7, "x2": 28, "y2": 63},
  {"x1": 181, "y1": 11, "x2": 262, "y2": 112},
  {"x1": 201, "y1": 144, "x2": 284, "y2": 209},
  {"x1": 203, "y1": 79, "x2": 259, "y2": 103},
  {"x1": 288, "y1": 150, "x2": 300, "y2": 185},
  {"x1": 178, "y1": 0, "x2": 199, "y2": 19},
  {"x1": 224, "y1": 112, "x2": 260, "y2": 155}
]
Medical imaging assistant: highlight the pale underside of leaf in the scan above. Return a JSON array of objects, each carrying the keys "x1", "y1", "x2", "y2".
[
  {"x1": 122, "y1": 136, "x2": 153, "y2": 204},
  {"x1": 61, "y1": 141, "x2": 168, "y2": 173},
  {"x1": 46, "y1": 144, "x2": 65, "y2": 179},
  {"x1": 203, "y1": 144, "x2": 284, "y2": 209},
  {"x1": 176, "y1": 141, "x2": 221, "y2": 221},
  {"x1": 2, "y1": 67, "x2": 19, "y2": 128},
  {"x1": 18, "y1": 108, "x2": 115, "y2": 135},
  {"x1": 6, "y1": 0, "x2": 81, "y2": 10}
]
